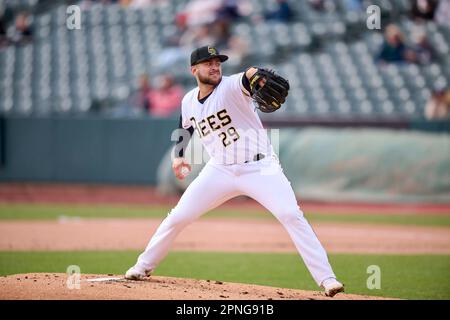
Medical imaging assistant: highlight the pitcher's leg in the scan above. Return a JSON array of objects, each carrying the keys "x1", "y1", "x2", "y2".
[
  {"x1": 135, "y1": 163, "x2": 238, "y2": 273},
  {"x1": 239, "y1": 163, "x2": 336, "y2": 286}
]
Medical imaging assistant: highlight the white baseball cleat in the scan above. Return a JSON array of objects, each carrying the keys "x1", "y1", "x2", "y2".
[
  {"x1": 321, "y1": 278, "x2": 345, "y2": 297},
  {"x1": 124, "y1": 265, "x2": 151, "y2": 280}
]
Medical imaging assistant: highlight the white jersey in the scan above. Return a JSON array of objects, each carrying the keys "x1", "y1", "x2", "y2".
[{"x1": 181, "y1": 72, "x2": 274, "y2": 165}]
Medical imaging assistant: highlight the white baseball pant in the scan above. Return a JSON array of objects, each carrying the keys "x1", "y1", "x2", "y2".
[{"x1": 135, "y1": 156, "x2": 336, "y2": 286}]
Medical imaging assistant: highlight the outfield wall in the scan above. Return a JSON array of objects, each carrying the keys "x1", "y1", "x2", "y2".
[
  {"x1": 0, "y1": 116, "x2": 449, "y2": 203},
  {"x1": 0, "y1": 116, "x2": 177, "y2": 184}
]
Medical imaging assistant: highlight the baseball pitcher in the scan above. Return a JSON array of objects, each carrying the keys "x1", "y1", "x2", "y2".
[{"x1": 125, "y1": 46, "x2": 344, "y2": 297}]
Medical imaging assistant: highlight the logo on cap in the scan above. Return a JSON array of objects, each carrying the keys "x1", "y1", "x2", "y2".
[{"x1": 208, "y1": 46, "x2": 217, "y2": 55}]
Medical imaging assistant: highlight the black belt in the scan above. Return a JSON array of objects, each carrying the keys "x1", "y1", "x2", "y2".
[{"x1": 244, "y1": 153, "x2": 265, "y2": 163}]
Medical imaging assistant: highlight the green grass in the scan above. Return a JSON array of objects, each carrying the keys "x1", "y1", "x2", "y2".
[
  {"x1": 0, "y1": 251, "x2": 449, "y2": 300},
  {"x1": 304, "y1": 212, "x2": 450, "y2": 227},
  {"x1": 0, "y1": 203, "x2": 171, "y2": 220},
  {"x1": 0, "y1": 203, "x2": 449, "y2": 227}
]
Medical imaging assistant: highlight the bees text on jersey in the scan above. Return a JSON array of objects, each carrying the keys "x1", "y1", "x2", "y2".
[{"x1": 181, "y1": 73, "x2": 274, "y2": 165}]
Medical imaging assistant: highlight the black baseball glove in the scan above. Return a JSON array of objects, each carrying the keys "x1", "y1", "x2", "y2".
[{"x1": 249, "y1": 68, "x2": 290, "y2": 113}]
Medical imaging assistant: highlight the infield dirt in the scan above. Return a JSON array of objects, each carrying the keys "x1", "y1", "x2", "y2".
[
  {"x1": 1, "y1": 218, "x2": 449, "y2": 254},
  {"x1": 0, "y1": 273, "x2": 394, "y2": 300}
]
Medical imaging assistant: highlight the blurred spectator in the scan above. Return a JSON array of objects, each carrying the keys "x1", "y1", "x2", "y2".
[
  {"x1": 435, "y1": 0, "x2": 450, "y2": 27},
  {"x1": 222, "y1": 35, "x2": 250, "y2": 69},
  {"x1": 119, "y1": 0, "x2": 133, "y2": 6},
  {"x1": 148, "y1": 75, "x2": 183, "y2": 117},
  {"x1": 129, "y1": 0, "x2": 167, "y2": 7},
  {"x1": 157, "y1": 24, "x2": 214, "y2": 70},
  {"x1": 411, "y1": 29, "x2": 436, "y2": 64},
  {"x1": 7, "y1": 12, "x2": 33, "y2": 45},
  {"x1": 376, "y1": 24, "x2": 416, "y2": 64},
  {"x1": 170, "y1": 0, "x2": 251, "y2": 53},
  {"x1": 217, "y1": 0, "x2": 241, "y2": 21},
  {"x1": 159, "y1": 14, "x2": 237, "y2": 71},
  {"x1": 179, "y1": 24, "x2": 216, "y2": 48},
  {"x1": 211, "y1": 19, "x2": 231, "y2": 49},
  {"x1": 411, "y1": 0, "x2": 438, "y2": 22},
  {"x1": 265, "y1": 0, "x2": 294, "y2": 22},
  {"x1": 182, "y1": 0, "x2": 222, "y2": 27},
  {"x1": 164, "y1": 13, "x2": 189, "y2": 47},
  {"x1": 180, "y1": 0, "x2": 251, "y2": 27},
  {"x1": 130, "y1": 74, "x2": 152, "y2": 112},
  {"x1": 425, "y1": 88, "x2": 450, "y2": 120},
  {"x1": 307, "y1": 0, "x2": 337, "y2": 11},
  {"x1": 112, "y1": 74, "x2": 152, "y2": 117},
  {"x1": 308, "y1": 0, "x2": 326, "y2": 11}
]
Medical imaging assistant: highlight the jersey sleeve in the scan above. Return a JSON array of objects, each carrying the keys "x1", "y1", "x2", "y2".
[
  {"x1": 228, "y1": 72, "x2": 252, "y2": 99},
  {"x1": 180, "y1": 96, "x2": 192, "y2": 129},
  {"x1": 181, "y1": 114, "x2": 191, "y2": 129}
]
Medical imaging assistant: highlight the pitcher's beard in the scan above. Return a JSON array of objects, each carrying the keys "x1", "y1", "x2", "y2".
[{"x1": 198, "y1": 74, "x2": 222, "y2": 86}]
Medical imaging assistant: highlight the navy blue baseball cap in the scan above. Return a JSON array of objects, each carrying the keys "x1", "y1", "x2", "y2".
[{"x1": 190, "y1": 46, "x2": 228, "y2": 66}]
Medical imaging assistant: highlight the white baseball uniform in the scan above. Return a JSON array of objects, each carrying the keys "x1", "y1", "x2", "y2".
[{"x1": 134, "y1": 72, "x2": 337, "y2": 286}]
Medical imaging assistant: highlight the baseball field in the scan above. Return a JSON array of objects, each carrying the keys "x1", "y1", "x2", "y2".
[{"x1": 0, "y1": 183, "x2": 449, "y2": 300}]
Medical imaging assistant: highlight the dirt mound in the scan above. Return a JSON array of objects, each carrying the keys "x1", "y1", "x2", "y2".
[{"x1": 0, "y1": 273, "x2": 393, "y2": 300}]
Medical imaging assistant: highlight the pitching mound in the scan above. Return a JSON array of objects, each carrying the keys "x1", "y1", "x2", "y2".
[{"x1": 0, "y1": 273, "x2": 393, "y2": 300}]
